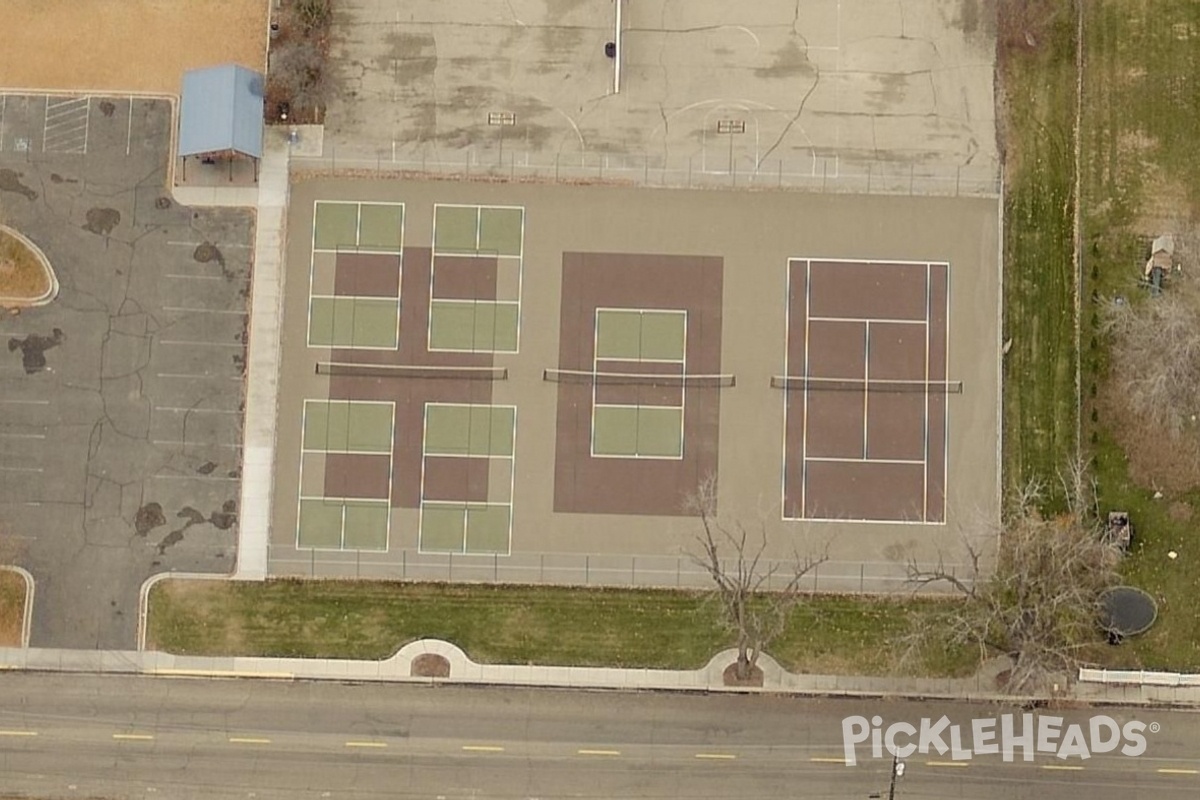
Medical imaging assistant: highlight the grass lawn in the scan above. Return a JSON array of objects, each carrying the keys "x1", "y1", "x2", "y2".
[
  {"x1": 0, "y1": 569, "x2": 27, "y2": 647},
  {"x1": 1080, "y1": 0, "x2": 1200, "y2": 672},
  {"x1": 147, "y1": 579, "x2": 975, "y2": 677},
  {"x1": 999, "y1": 3, "x2": 1080, "y2": 507}
]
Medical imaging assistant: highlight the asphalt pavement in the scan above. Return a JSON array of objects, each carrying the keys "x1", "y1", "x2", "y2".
[{"x1": 0, "y1": 675, "x2": 1198, "y2": 799}]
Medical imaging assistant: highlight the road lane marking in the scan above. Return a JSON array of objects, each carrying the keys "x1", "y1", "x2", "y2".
[
  {"x1": 695, "y1": 753, "x2": 737, "y2": 760},
  {"x1": 113, "y1": 733, "x2": 154, "y2": 741},
  {"x1": 1042, "y1": 765, "x2": 1084, "y2": 771},
  {"x1": 345, "y1": 741, "x2": 387, "y2": 749},
  {"x1": 462, "y1": 745, "x2": 505, "y2": 752},
  {"x1": 0, "y1": 730, "x2": 38, "y2": 737},
  {"x1": 926, "y1": 761, "x2": 969, "y2": 768},
  {"x1": 810, "y1": 757, "x2": 848, "y2": 764},
  {"x1": 578, "y1": 749, "x2": 621, "y2": 756},
  {"x1": 228, "y1": 737, "x2": 272, "y2": 744},
  {"x1": 1158, "y1": 768, "x2": 1200, "y2": 775}
]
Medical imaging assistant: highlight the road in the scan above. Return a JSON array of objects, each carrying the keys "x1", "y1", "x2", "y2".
[{"x1": 0, "y1": 675, "x2": 1197, "y2": 799}]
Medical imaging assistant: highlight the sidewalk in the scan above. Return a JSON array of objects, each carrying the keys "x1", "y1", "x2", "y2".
[{"x1": 1, "y1": 641, "x2": 1197, "y2": 708}]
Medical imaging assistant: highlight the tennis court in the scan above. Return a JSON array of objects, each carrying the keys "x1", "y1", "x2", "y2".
[
  {"x1": 429, "y1": 203, "x2": 524, "y2": 353},
  {"x1": 308, "y1": 200, "x2": 405, "y2": 349},
  {"x1": 297, "y1": 399, "x2": 395, "y2": 550},
  {"x1": 782, "y1": 258, "x2": 951, "y2": 523}
]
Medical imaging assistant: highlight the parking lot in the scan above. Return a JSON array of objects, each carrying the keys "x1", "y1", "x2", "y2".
[{"x1": 0, "y1": 94, "x2": 252, "y2": 648}]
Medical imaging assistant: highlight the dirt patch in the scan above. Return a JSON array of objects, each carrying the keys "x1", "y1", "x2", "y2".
[
  {"x1": 722, "y1": 662, "x2": 764, "y2": 687},
  {"x1": 0, "y1": 0, "x2": 267, "y2": 94},
  {"x1": 411, "y1": 653, "x2": 450, "y2": 678},
  {"x1": 0, "y1": 570, "x2": 27, "y2": 647},
  {"x1": 0, "y1": 229, "x2": 51, "y2": 302}
]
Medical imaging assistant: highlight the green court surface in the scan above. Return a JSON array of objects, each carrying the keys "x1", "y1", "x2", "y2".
[
  {"x1": 298, "y1": 498, "x2": 389, "y2": 550},
  {"x1": 309, "y1": 297, "x2": 399, "y2": 348},
  {"x1": 428, "y1": 300, "x2": 519, "y2": 352},
  {"x1": 420, "y1": 502, "x2": 511, "y2": 554},
  {"x1": 593, "y1": 405, "x2": 683, "y2": 458},
  {"x1": 303, "y1": 400, "x2": 394, "y2": 453},
  {"x1": 596, "y1": 309, "x2": 686, "y2": 361},
  {"x1": 314, "y1": 201, "x2": 404, "y2": 252},
  {"x1": 434, "y1": 204, "x2": 524, "y2": 256},
  {"x1": 424, "y1": 404, "x2": 515, "y2": 457}
]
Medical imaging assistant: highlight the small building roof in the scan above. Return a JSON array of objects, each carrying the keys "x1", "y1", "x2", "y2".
[{"x1": 178, "y1": 64, "x2": 264, "y2": 159}]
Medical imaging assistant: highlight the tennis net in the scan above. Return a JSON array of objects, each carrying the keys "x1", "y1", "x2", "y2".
[
  {"x1": 544, "y1": 368, "x2": 735, "y2": 388},
  {"x1": 316, "y1": 362, "x2": 508, "y2": 380},
  {"x1": 770, "y1": 376, "x2": 962, "y2": 393}
]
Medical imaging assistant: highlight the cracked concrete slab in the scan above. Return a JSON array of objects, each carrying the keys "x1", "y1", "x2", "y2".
[
  {"x1": 0, "y1": 94, "x2": 252, "y2": 649},
  {"x1": 320, "y1": 0, "x2": 998, "y2": 194}
]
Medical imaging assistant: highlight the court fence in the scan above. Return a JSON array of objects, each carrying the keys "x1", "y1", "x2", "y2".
[
  {"x1": 266, "y1": 545, "x2": 968, "y2": 595},
  {"x1": 290, "y1": 146, "x2": 1002, "y2": 199}
]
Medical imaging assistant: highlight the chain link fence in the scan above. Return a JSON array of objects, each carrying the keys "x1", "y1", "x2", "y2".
[
  {"x1": 267, "y1": 545, "x2": 970, "y2": 594},
  {"x1": 291, "y1": 145, "x2": 1001, "y2": 198}
]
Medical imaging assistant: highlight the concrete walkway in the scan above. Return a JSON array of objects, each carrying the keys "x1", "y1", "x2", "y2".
[{"x1": 0, "y1": 641, "x2": 1197, "y2": 708}]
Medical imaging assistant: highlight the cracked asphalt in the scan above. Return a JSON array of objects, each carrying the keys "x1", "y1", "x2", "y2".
[
  {"x1": 0, "y1": 94, "x2": 250, "y2": 648},
  {"x1": 324, "y1": 0, "x2": 998, "y2": 191}
]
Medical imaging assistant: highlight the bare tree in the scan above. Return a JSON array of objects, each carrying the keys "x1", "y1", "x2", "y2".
[
  {"x1": 269, "y1": 39, "x2": 329, "y2": 118},
  {"x1": 292, "y1": 0, "x2": 332, "y2": 33},
  {"x1": 1102, "y1": 271, "x2": 1200, "y2": 439},
  {"x1": 688, "y1": 476, "x2": 828, "y2": 681},
  {"x1": 906, "y1": 464, "x2": 1120, "y2": 692}
]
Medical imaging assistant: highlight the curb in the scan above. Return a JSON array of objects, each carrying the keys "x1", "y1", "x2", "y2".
[
  {"x1": 0, "y1": 565, "x2": 34, "y2": 647},
  {"x1": 0, "y1": 225, "x2": 59, "y2": 307}
]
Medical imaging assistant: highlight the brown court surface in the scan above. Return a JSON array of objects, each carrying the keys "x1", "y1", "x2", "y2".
[
  {"x1": 272, "y1": 179, "x2": 1000, "y2": 584},
  {"x1": 0, "y1": 0, "x2": 267, "y2": 93}
]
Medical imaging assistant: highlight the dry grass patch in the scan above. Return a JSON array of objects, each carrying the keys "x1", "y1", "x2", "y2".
[
  {"x1": 0, "y1": 570, "x2": 28, "y2": 647},
  {"x1": 0, "y1": 228, "x2": 51, "y2": 301}
]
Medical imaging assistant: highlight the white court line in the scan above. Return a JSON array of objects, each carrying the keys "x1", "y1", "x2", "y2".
[
  {"x1": 806, "y1": 457, "x2": 925, "y2": 465},
  {"x1": 862, "y1": 321, "x2": 870, "y2": 459},
  {"x1": 158, "y1": 340, "x2": 243, "y2": 348},
  {"x1": 923, "y1": 262, "x2": 931, "y2": 521},
  {"x1": 162, "y1": 306, "x2": 247, "y2": 316},
  {"x1": 801, "y1": 260, "x2": 812, "y2": 515}
]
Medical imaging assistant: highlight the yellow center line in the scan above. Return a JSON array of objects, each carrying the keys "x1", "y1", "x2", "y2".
[
  {"x1": 345, "y1": 741, "x2": 387, "y2": 749},
  {"x1": 462, "y1": 745, "x2": 505, "y2": 752},
  {"x1": 0, "y1": 730, "x2": 38, "y2": 737},
  {"x1": 810, "y1": 757, "x2": 848, "y2": 764},
  {"x1": 578, "y1": 749, "x2": 621, "y2": 756},
  {"x1": 926, "y1": 761, "x2": 970, "y2": 768},
  {"x1": 1042, "y1": 765, "x2": 1084, "y2": 771},
  {"x1": 1158, "y1": 768, "x2": 1200, "y2": 775},
  {"x1": 695, "y1": 753, "x2": 737, "y2": 760},
  {"x1": 228, "y1": 737, "x2": 272, "y2": 745},
  {"x1": 112, "y1": 733, "x2": 155, "y2": 741}
]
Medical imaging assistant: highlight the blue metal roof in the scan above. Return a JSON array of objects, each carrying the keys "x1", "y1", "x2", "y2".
[{"x1": 178, "y1": 64, "x2": 264, "y2": 159}]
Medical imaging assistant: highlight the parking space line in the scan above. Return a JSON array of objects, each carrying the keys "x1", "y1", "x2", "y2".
[
  {"x1": 155, "y1": 373, "x2": 242, "y2": 381},
  {"x1": 153, "y1": 406, "x2": 241, "y2": 415},
  {"x1": 153, "y1": 474, "x2": 239, "y2": 482},
  {"x1": 0, "y1": 433, "x2": 46, "y2": 440},
  {"x1": 165, "y1": 274, "x2": 225, "y2": 281},
  {"x1": 0, "y1": 466, "x2": 43, "y2": 474},
  {"x1": 158, "y1": 340, "x2": 244, "y2": 348},
  {"x1": 152, "y1": 440, "x2": 240, "y2": 449},
  {"x1": 167, "y1": 240, "x2": 252, "y2": 249},
  {"x1": 162, "y1": 306, "x2": 246, "y2": 316},
  {"x1": 0, "y1": 399, "x2": 50, "y2": 406}
]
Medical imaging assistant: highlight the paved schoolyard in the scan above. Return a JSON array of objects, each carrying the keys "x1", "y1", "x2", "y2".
[
  {"x1": 269, "y1": 177, "x2": 1000, "y2": 590},
  {"x1": 0, "y1": 94, "x2": 251, "y2": 648},
  {"x1": 322, "y1": 0, "x2": 998, "y2": 192}
]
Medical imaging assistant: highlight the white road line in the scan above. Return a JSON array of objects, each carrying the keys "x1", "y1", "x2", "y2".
[
  {"x1": 158, "y1": 340, "x2": 243, "y2": 348},
  {"x1": 162, "y1": 306, "x2": 246, "y2": 316}
]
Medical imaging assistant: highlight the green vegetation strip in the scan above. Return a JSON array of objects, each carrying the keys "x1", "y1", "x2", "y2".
[
  {"x1": 148, "y1": 580, "x2": 975, "y2": 678},
  {"x1": 1000, "y1": 6, "x2": 1080, "y2": 505}
]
